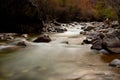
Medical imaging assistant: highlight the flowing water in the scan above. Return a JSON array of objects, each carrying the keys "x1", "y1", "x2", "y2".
[{"x1": 0, "y1": 24, "x2": 120, "y2": 80}]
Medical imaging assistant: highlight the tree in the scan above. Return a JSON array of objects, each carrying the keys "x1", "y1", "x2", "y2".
[{"x1": 105, "y1": 0, "x2": 120, "y2": 24}]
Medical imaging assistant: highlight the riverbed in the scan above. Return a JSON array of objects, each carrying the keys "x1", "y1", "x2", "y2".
[{"x1": 0, "y1": 23, "x2": 120, "y2": 80}]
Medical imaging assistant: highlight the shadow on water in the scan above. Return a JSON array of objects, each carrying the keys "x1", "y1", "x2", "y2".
[{"x1": 101, "y1": 54, "x2": 120, "y2": 63}]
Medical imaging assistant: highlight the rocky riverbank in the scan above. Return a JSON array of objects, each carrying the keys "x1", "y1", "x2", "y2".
[{"x1": 81, "y1": 20, "x2": 120, "y2": 68}]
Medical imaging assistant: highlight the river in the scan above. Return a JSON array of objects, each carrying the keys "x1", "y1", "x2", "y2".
[{"x1": 0, "y1": 23, "x2": 120, "y2": 80}]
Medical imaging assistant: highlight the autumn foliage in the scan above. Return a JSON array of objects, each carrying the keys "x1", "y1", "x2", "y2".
[{"x1": 32, "y1": 0, "x2": 117, "y2": 22}]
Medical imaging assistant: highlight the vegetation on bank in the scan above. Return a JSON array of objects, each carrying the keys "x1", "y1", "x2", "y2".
[
  {"x1": 32, "y1": 0, "x2": 118, "y2": 22},
  {"x1": 0, "y1": 0, "x2": 120, "y2": 33}
]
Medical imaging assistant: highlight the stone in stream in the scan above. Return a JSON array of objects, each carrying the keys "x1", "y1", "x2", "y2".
[
  {"x1": 33, "y1": 34, "x2": 51, "y2": 43},
  {"x1": 21, "y1": 34, "x2": 28, "y2": 38},
  {"x1": 90, "y1": 29, "x2": 120, "y2": 54},
  {"x1": 102, "y1": 29, "x2": 120, "y2": 53},
  {"x1": 83, "y1": 38, "x2": 92, "y2": 44},
  {"x1": 109, "y1": 59, "x2": 120, "y2": 68},
  {"x1": 60, "y1": 41, "x2": 69, "y2": 44},
  {"x1": 11, "y1": 38, "x2": 29, "y2": 47},
  {"x1": 0, "y1": 33, "x2": 15, "y2": 41},
  {"x1": 55, "y1": 27, "x2": 67, "y2": 33},
  {"x1": 16, "y1": 41, "x2": 28, "y2": 46},
  {"x1": 84, "y1": 23, "x2": 95, "y2": 31}
]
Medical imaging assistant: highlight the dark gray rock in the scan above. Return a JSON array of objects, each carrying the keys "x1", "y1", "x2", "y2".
[
  {"x1": 90, "y1": 29, "x2": 120, "y2": 53},
  {"x1": 102, "y1": 30, "x2": 120, "y2": 53},
  {"x1": 91, "y1": 38, "x2": 103, "y2": 50},
  {"x1": 84, "y1": 26, "x2": 94, "y2": 31},
  {"x1": 16, "y1": 41, "x2": 27, "y2": 46},
  {"x1": 33, "y1": 34, "x2": 51, "y2": 43},
  {"x1": 83, "y1": 38, "x2": 92, "y2": 44}
]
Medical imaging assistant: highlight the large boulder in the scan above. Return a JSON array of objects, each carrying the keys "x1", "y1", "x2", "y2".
[
  {"x1": 33, "y1": 34, "x2": 51, "y2": 43},
  {"x1": 91, "y1": 29, "x2": 120, "y2": 53},
  {"x1": 102, "y1": 30, "x2": 120, "y2": 53}
]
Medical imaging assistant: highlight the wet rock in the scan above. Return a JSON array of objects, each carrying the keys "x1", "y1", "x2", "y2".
[
  {"x1": 53, "y1": 20, "x2": 61, "y2": 26},
  {"x1": 21, "y1": 34, "x2": 28, "y2": 38},
  {"x1": 0, "y1": 33, "x2": 15, "y2": 41},
  {"x1": 84, "y1": 23, "x2": 95, "y2": 31},
  {"x1": 11, "y1": 38, "x2": 29, "y2": 47},
  {"x1": 111, "y1": 21, "x2": 119, "y2": 28},
  {"x1": 99, "y1": 49, "x2": 109, "y2": 54},
  {"x1": 60, "y1": 41, "x2": 69, "y2": 44},
  {"x1": 104, "y1": 18, "x2": 111, "y2": 26},
  {"x1": 90, "y1": 33, "x2": 105, "y2": 50},
  {"x1": 91, "y1": 38, "x2": 103, "y2": 50},
  {"x1": 102, "y1": 30, "x2": 120, "y2": 53},
  {"x1": 16, "y1": 41, "x2": 27, "y2": 46},
  {"x1": 84, "y1": 26, "x2": 95, "y2": 31},
  {"x1": 80, "y1": 31, "x2": 86, "y2": 35},
  {"x1": 55, "y1": 27, "x2": 67, "y2": 33},
  {"x1": 43, "y1": 22, "x2": 67, "y2": 33},
  {"x1": 33, "y1": 34, "x2": 51, "y2": 43},
  {"x1": 109, "y1": 59, "x2": 120, "y2": 68},
  {"x1": 83, "y1": 38, "x2": 92, "y2": 44},
  {"x1": 90, "y1": 29, "x2": 120, "y2": 53},
  {"x1": 98, "y1": 29, "x2": 109, "y2": 33}
]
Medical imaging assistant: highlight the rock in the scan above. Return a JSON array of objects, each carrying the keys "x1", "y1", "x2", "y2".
[
  {"x1": 91, "y1": 29, "x2": 120, "y2": 53},
  {"x1": 53, "y1": 20, "x2": 61, "y2": 26},
  {"x1": 99, "y1": 49, "x2": 109, "y2": 54},
  {"x1": 16, "y1": 41, "x2": 27, "y2": 46},
  {"x1": 102, "y1": 30, "x2": 120, "y2": 53},
  {"x1": 60, "y1": 41, "x2": 69, "y2": 44},
  {"x1": 91, "y1": 38, "x2": 103, "y2": 50},
  {"x1": 107, "y1": 48, "x2": 120, "y2": 54},
  {"x1": 11, "y1": 38, "x2": 29, "y2": 47},
  {"x1": 21, "y1": 34, "x2": 28, "y2": 38},
  {"x1": 83, "y1": 38, "x2": 92, "y2": 44},
  {"x1": 84, "y1": 23, "x2": 95, "y2": 31},
  {"x1": 104, "y1": 18, "x2": 110, "y2": 25},
  {"x1": 33, "y1": 34, "x2": 51, "y2": 43},
  {"x1": 109, "y1": 59, "x2": 120, "y2": 68},
  {"x1": 111, "y1": 21, "x2": 119, "y2": 28},
  {"x1": 55, "y1": 27, "x2": 67, "y2": 33},
  {"x1": 84, "y1": 26, "x2": 95, "y2": 31},
  {"x1": 80, "y1": 31, "x2": 86, "y2": 35},
  {"x1": 81, "y1": 26, "x2": 85, "y2": 29},
  {"x1": 0, "y1": 33, "x2": 14, "y2": 41},
  {"x1": 98, "y1": 29, "x2": 109, "y2": 33},
  {"x1": 90, "y1": 33, "x2": 105, "y2": 50},
  {"x1": 63, "y1": 28, "x2": 67, "y2": 31}
]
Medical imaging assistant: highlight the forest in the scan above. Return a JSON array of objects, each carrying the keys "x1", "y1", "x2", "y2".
[{"x1": 0, "y1": 0, "x2": 119, "y2": 33}]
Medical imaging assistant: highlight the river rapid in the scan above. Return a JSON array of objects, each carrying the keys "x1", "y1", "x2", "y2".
[{"x1": 0, "y1": 23, "x2": 120, "y2": 80}]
